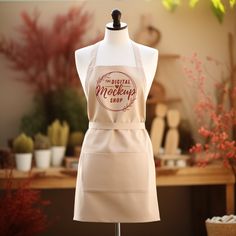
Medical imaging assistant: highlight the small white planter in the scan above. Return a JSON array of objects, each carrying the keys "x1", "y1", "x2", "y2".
[
  {"x1": 51, "y1": 146, "x2": 66, "y2": 167},
  {"x1": 34, "y1": 149, "x2": 51, "y2": 169},
  {"x1": 15, "y1": 153, "x2": 32, "y2": 172}
]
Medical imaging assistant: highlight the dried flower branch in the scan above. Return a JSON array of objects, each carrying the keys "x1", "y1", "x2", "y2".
[
  {"x1": 182, "y1": 53, "x2": 236, "y2": 175},
  {"x1": 0, "y1": 4, "x2": 102, "y2": 94},
  {"x1": 0, "y1": 169, "x2": 54, "y2": 236}
]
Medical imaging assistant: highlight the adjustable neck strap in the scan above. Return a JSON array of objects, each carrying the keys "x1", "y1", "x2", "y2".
[
  {"x1": 130, "y1": 40, "x2": 143, "y2": 68},
  {"x1": 89, "y1": 40, "x2": 143, "y2": 68},
  {"x1": 88, "y1": 41, "x2": 100, "y2": 68}
]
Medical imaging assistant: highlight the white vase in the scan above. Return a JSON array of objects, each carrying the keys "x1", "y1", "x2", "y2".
[
  {"x1": 15, "y1": 153, "x2": 32, "y2": 171},
  {"x1": 34, "y1": 149, "x2": 51, "y2": 169},
  {"x1": 51, "y1": 146, "x2": 66, "y2": 167}
]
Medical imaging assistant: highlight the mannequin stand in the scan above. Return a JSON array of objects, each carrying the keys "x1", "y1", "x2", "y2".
[{"x1": 115, "y1": 223, "x2": 121, "y2": 236}]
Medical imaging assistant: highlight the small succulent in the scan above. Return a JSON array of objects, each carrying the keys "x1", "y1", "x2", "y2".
[
  {"x1": 13, "y1": 133, "x2": 34, "y2": 154},
  {"x1": 47, "y1": 119, "x2": 70, "y2": 146},
  {"x1": 34, "y1": 133, "x2": 51, "y2": 150},
  {"x1": 68, "y1": 131, "x2": 84, "y2": 147}
]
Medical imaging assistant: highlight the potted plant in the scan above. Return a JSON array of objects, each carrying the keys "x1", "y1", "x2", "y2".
[
  {"x1": 13, "y1": 133, "x2": 34, "y2": 171},
  {"x1": 47, "y1": 119, "x2": 69, "y2": 167},
  {"x1": 34, "y1": 133, "x2": 51, "y2": 169},
  {"x1": 68, "y1": 131, "x2": 84, "y2": 156}
]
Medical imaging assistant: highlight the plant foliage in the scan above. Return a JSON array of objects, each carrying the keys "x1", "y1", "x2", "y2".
[
  {"x1": 162, "y1": 0, "x2": 235, "y2": 23},
  {"x1": 0, "y1": 4, "x2": 100, "y2": 136}
]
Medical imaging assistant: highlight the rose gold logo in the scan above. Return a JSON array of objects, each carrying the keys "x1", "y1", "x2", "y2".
[{"x1": 95, "y1": 71, "x2": 137, "y2": 112}]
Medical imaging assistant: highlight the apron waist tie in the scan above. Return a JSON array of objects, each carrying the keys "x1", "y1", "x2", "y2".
[{"x1": 88, "y1": 121, "x2": 145, "y2": 130}]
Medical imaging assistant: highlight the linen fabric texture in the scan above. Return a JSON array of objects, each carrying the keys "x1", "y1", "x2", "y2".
[{"x1": 73, "y1": 40, "x2": 161, "y2": 223}]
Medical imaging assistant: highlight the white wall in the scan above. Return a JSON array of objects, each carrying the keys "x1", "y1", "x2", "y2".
[{"x1": 0, "y1": 0, "x2": 235, "y2": 146}]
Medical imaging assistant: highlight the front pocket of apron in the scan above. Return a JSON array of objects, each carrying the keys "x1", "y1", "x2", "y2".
[{"x1": 81, "y1": 152, "x2": 149, "y2": 192}]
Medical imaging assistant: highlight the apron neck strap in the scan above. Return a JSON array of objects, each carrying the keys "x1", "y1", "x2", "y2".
[
  {"x1": 88, "y1": 41, "x2": 100, "y2": 69},
  {"x1": 130, "y1": 40, "x2": 142, "y2": 68},
  {"x1": 88, "y1": 40, "x2": 143, "y2": 68}
]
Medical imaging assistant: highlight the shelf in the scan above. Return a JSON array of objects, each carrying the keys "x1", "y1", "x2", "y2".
[
  {"x1": 146, "y1": 97, "x2": 182, "y2": 105},
  {"x1": 159, "y1": 54, "x2": 180, "y2": 59}
]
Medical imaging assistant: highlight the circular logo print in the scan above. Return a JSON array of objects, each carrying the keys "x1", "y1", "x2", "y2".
[{"x1": 95, "y1": 71, "x2": 137, "y2": 112}]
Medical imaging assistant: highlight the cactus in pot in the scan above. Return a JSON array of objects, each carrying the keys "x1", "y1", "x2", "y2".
[
  {"x1": 34, "y1": 133, "x2": 51, "y2": 169},
  {"x1": 47, "y1": 119, "x2": 69, "y2": 166},
  {"x1": 68, "y1": 131, "x2": 84, "y2": 156},
  {"x1": 13, "y1": 133, "x2": 34, "y2": 171}
]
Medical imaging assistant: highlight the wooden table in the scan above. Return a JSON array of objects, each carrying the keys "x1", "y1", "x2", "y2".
[
  {"x1": 0, "y1": 165, "x2": 235, "y2": 214},
  {"x1": 156, "y1": 165, "x2": 235, "y2": 214}
]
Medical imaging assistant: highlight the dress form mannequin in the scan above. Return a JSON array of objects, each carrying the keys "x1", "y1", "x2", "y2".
[
  {"x1": 75, "y1": 13, "x2": 159, "y2": 101},
  {"x1": 74, "y1": 9, "x2": 160, "y2": 236}
]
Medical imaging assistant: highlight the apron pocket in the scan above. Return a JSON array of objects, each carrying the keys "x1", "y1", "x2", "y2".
[{"x1": 81, "y1": 152, "x2": 149, "y2": 192}]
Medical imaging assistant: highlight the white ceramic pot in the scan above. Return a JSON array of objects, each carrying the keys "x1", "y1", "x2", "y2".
[
  {"x1": 34, "y1": 149, "x2": 51, "y2": 169},
  {"x1": 15, "y1": 153, "x2": 32, "y2": 171},
  {"x1": 51, "y1": 146, "x2": 66, "y2": 166},
  {"x1": 176, "y1": 159, "x2": 187, "y2": 168},
  {"x1": 166, "y1": 159, "x2": 175, "y2": 167}
]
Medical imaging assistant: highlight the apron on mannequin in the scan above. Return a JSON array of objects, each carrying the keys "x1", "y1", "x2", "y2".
[{"x1": 73, "y1": 40, "x2": 161, "y2": 223}]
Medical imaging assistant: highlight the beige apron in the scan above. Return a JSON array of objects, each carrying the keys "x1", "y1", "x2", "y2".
[{"x1": 73, "y1": 40, "x2": 161, "y2": 223}]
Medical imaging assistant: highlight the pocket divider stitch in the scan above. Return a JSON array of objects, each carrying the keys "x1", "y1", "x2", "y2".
[{"x1": 81, "y1": 152, "x2": 149, "y2": 192}]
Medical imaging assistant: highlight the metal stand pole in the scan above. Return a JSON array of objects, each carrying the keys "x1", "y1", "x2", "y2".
[{"x1": 115, "y1": 222, "x2": 121, "y2": 236}]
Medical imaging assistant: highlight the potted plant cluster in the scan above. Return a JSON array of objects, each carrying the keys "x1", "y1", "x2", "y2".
[
  {"x1": 13, "y1": 133, "x2": 34, "y2": 171},
  {"x1": 48, "y1": 119, "x2": 69, "y2": 167},
  {"x1": 34, "y1": 133, "x2": 51, "y2": 169}
]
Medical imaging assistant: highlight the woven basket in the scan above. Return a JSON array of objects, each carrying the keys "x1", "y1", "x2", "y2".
[{"x1": 205, "y1": 221, "x2": 236, "y2": 236}]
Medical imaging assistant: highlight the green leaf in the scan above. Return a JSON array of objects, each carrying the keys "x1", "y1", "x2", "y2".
[
  {"x1": 211, "y1": 0, "x2": 225, "y2": 13},
  {"x1": 162, "y1": 0, "x2": 180, "y2": 12},
  {"x1": 230, "y1": 0, "x2": 236, "y2": 8},
  {"x1": 189, "y1": 0, "x2": 199, "y2": 8},
  {"x1": 211, "y1": 0, "x2": 226, "y2": 23}
]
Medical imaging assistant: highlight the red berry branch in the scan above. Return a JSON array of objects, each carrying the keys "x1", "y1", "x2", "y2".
[
  {"x1": 0, "y1": 170, "x2": 54, "y2": 236},
  {"x1": 182, "y1": 53, "x2": 236, "y2": 176}
]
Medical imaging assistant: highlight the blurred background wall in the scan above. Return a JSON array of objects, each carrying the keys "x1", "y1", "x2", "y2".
[
  {"x1": 0, "y1": 1, "x2": 235, "y2": 236},
  {"x1": 0, "y1": 0, "x2": 235, "y2": 147}
]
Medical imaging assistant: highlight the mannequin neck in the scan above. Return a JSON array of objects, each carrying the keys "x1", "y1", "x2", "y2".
[{"x1": 103, "y1": 24, "x2": 130, "y2": 45}]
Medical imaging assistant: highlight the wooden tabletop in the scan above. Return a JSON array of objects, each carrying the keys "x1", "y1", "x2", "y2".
[
  {"x1": 1, "y1": 165, "x2": 234, "y2": 214},
  {"x1": 0, "y1": 165, "x2": 234, "y2": 189}
]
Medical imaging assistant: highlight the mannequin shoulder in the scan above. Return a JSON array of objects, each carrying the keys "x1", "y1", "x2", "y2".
[
  {"x1": 75, "y1": 40, "x2": 103, "y2": 62},
  {"x1": 132, "y1": 41, "x2": 159, "y2": 62},
  {"x1": 75, "y1": 43, "x2": 98, "y2": 61}
]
